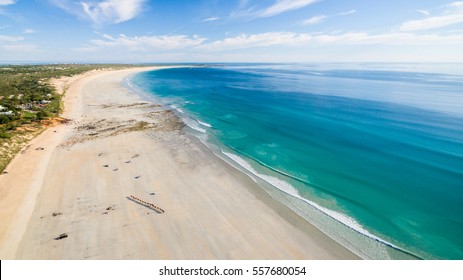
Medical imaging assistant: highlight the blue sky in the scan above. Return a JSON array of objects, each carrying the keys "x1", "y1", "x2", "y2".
[{"x1": 1, "y1": 0, "x2": 463, "y2": 62}]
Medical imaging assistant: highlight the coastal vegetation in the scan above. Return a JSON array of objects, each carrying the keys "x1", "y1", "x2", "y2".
[{"x1": 0, "y1": 64, "x2": 133, "y2": 173}]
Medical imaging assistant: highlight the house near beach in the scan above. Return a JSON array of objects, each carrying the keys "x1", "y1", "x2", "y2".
[
  {"x1": 0, "y1": 105, "x2": 13, "y2": 115},
  {"x1": 0, "y1": 110, "x2": 14, "y2": 116}
]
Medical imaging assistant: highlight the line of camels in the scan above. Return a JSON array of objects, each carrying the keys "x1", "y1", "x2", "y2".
[{"x1": 129, "y1": 195, "x2": 165, "y2": 214}]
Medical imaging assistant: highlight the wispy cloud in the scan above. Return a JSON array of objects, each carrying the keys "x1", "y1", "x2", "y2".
[
  {"x1": 200, "y1": 32, "x2": 311, "y2": 51},
  {"x1": 2, "y1": 44, "x2": 38, "y2": 52},
  {"x1": 70, "y1": 27, "x2": 463, "y2": 63},
  {"x1": 314, "y1": 31, "x2": 463, "y2": 45},
  {"x1": 302, "y1": 9, "x2": 355, "y2": 25},
  {"x1": 258, "y1": 0, "x2": 320, "y2": 17},
  {"x1": 50, "y1": 0, "x2": 147, "y2": 25},
  {"x1": 446, "y1": 1, "x2": 463, "y2": 8},
  {"x1": 200, "y1": 31, "x2": 463, "y2": 52},
  {"x1": 338, "y1": 9, "x2": 356, "y2": 16},
  {"x1": 0, "y1": 34, "x2": 23, "y2": 42},
  {"x1": 302, "y1": 15, "x2": 327, "y2": 25},
  {"x1": 202, "y1": 17, "x2": 220, "y2": 22},
  {"x1": 416, "y1": 9, "x2": 430, "y2": 16},
  {"x1": 233, "y1": 0, "x2": 320, "y2": 19},
  {"x1": 89, "y1": 33, "x2": 207, "y2": 51},
  {"x1": 0, "y1": 33, "x2": 38, "y2": 52},
  {"x1": 0, "y1": 0, "x2": 17, "y2": 18},
  {"x1": 401, "y1": 2, "x2": 463, "y2": 31},
  {"x1": 0, "y1": 0, "x2": 16, "y2": 5},
  {"x1": 82, "y1": 0, "x2": 146, "y2": 24},
  {"x1": 23, "y1": 28, "x2": 35, "y2": 34}
]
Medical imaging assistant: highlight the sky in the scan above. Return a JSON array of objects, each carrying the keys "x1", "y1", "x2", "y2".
[{"x1": 1, "y1": 0, "x2": 463, "y2": 63}]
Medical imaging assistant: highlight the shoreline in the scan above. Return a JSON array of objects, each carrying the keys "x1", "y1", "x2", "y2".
[{"x1": 0, "y1": 67, "x2": 358, "y2": 259}]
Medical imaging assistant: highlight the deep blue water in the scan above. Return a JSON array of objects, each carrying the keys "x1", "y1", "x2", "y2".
[{"x1": 130, "y1": 64, "x2": 463, "y2": 259}]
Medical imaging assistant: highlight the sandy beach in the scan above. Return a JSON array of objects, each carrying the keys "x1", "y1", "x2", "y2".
[{"x1": 0, "y1": 67, "x2": 358, "y2": 260}]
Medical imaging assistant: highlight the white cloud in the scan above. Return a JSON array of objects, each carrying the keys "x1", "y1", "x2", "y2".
[
  {"x1": 2, "y1": 44, "x2": 38, "y2": 52},
  {"x1": 302, "y1": 9, "x2": 354, "y2": 26},
  {"x1": 0, "y1": 0, "x2": 16, "y2": 5},
  {"x1": 338, "y1": 9, "x2": 356, "y2": 16},
  {"x1": 200, "y1": 32, "x2": 312, "y2": 51},
  {"x1": 0, "y1": 34, "x2": 23, "y2": 42},
  {"x1": 72, "y1": 45, "x2": 101, "y2": 52},
  {"x1": 87, "y1": 29, "x2": 463, "y2": 54},
  {"x1": 200, "y1": 31, "x2": 463, "y2": 52},
  {"x1": 82, "y1": 0, "x2": 146, "y2": 24},
  {"x1": 202, "y1": 17, "x2": 220, "y2": 22},
  {"x1": 69, "y1": 29, "x2": 463, "y2": 62},
  {"x1": 258, "y1": 0, "x2": 319, "y2": 17},
  {"x1": 401, "y1": 2, "x2": 463, "y2": 31},
  {"x1": 0, "y1": 34, "x2": 38, "y2": 53},
  {"x1": 23, "y1": 29, "x2": 35, "y2": 34},
  {"x1": 50, "y1": 0, "x2": 147, "y2": 25},
  {"x1": 317, "y1": 32, "x2": 463, "y2": 46},
  {"x1": 401, "y1": 14, "x2": 463, "y2": 31},
  {"x1": 90, "y1": 33, "x2": 207, "y2": 51},
  {"x1": 302, "y1": 15, "x2": 327, "y2": 25},
  {"x1": 416, "y1": 10, "x2": 430, "y2": 16},
  {"x1": 445, "y1": 1, "x2": 463, "y2": 8}
]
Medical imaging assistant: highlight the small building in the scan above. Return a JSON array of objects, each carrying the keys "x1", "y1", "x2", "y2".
[{"x1": 0, "y1": 110, "x2": 14, "y2": 116}]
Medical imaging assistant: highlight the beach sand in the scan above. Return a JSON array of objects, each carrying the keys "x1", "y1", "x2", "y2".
[{"x1": 0, "y1": 67, "x2": 359, "y2": 259}]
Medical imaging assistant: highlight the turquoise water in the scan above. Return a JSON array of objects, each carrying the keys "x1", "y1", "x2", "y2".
[{"x1": 129, "y1": 64, "x2": 463, "y2": 259}]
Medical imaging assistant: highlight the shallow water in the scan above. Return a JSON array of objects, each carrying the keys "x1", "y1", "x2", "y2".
[{"x1": 130, "y1": 63, "x2": 463, "y2": 259}]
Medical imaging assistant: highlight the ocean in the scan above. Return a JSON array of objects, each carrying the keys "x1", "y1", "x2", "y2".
[{"x1": 128, "y1": 63, "x2": 463, "y2": 259}]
